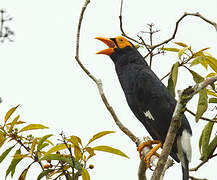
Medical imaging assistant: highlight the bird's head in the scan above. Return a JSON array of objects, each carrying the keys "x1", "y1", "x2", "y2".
[
  {"x1": 95, "y1": 36, "x2": 147, "y2": 66},
  {"x1": 95, "y1": 36, "x2": 134, "y2": 56}
]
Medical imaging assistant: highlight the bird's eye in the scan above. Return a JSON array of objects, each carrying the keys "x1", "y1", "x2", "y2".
[{"x1": 119, "y1": 39, "x2": 124, "y2": 42}]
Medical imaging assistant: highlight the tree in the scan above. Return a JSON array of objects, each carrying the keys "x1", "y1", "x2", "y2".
[{"x1": 1, "y1": 1, "x2": 217, "y2": 180}]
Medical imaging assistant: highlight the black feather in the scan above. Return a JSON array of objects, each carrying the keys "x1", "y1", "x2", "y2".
[{"x1": 109, "y1": 46, "x2": 192, "y2": 179}]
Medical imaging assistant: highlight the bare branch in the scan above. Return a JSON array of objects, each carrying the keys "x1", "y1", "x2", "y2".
[
  {"x1": 138, "y1": 154, "x2": 148, "y2": 180},
  {"x1": 151, "y1": 75, "x2": 217, "y2": 180},
  {"x1": 160, "y1": 72, "x2": 170, "y2": 81},
  {"x1": 119, "y1": 0, "x2": 141, "y2": 44},
  {"x1": 151, "y1": 12, "x2": 217, "y2": 50},
  {"x1": 190, "y1": 153, "x2": 217, "y2": 172},
  {"x1": 75, "y1": 0, "x2": 140, "y2": 146},
  {"x1": 186, "y1": 108, "x2": 217, "y2": 123},
  {"x1": 189, "y1": 176, "x2": 208, "y2": 180}
]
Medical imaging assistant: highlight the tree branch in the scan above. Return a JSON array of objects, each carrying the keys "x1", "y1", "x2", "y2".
[
  {"x1": 151, "y1": 12, "x2": 217, "y2": 50},
  {"x1": 75, "y1": 0, "x2": 140, "y2": 145},
  {"x1": 138, "y1": 137, "x2": 174, "y2": 180},
  {"x1": 151, "y1": 75, "x2": 217, "y2": 180},
  {"x1": 189, "y1": 176, "x2": 208, "y2": 180},
  {"x1": 190, "y1": 153, "x2": 217, "y2": 172},
  {"x1": 119, "y1": 0, "x2": 141, "y2": 44},
  {"x1": 186, "y1": 108, "x2": 217, "y2": 123}
]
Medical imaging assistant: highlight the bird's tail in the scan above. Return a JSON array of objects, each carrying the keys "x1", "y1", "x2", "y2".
[
  {"x1": 177, "y1": 130, "x2": 192, "y2": 180},
  {"x1": 181, "y1": 153, "x2": 189, "y2": 180}
]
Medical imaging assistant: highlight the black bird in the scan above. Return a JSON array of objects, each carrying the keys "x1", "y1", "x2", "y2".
[{"x1": 96, "y1": 36, "x2": 192, "y2": 180}]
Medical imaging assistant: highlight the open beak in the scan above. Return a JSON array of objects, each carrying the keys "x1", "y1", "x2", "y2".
[{"x1": 95, "y1": 37, "x2": 116, "y2": 55}]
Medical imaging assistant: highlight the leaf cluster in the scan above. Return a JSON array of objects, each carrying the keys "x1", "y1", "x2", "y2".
[
  {"x1": 0, "y1": 106, "x2": 128, "y2": 180},
  {"x1": 162, "y1": 42, "x2": 217, "y2": 122},
  {"x1": 199, "y1": 121, "x2": 217, "y2": 161},
  {"x1": 162, "y1": 43, "x2": 217, "y2": 168}
]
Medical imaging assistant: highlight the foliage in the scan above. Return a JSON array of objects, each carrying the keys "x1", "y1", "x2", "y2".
[
  {"x1": 0, "y1": 106, "x2": 128, "y2": 179},
  {"x1": 162, "y1": 43, "x2": 217, "y2": 166},
  {"x1": 162, "y1": 43, "x2": 217, "y2": 122}
]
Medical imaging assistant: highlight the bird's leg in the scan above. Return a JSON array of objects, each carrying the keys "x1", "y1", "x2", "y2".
[{"x1": 137, "y1": 140, "x2": 162, "y2": 169}]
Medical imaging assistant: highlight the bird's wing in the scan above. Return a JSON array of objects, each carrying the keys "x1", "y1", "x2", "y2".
[{"x1": 126, "y1": 67, "x2": 180, "y2": 161}]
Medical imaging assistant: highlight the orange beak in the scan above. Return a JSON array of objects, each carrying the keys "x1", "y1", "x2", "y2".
[{"x1": 95, "y1": 37, "x2": 116, "y2": 56}]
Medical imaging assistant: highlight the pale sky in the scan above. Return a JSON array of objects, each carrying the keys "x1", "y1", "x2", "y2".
[{"x1": 0, "y1": 0, "x2": 217, "y2": 180}]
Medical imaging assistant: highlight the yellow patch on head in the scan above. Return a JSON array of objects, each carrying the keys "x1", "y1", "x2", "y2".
[{"x1": 115, "y1": 36, "x2": 133, "y2": 49}]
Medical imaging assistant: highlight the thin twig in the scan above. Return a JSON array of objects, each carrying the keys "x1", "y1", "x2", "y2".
[
  {"x1": 190, "y1": 153, "x2": 217, "y2": 172},
  {"x1": 186, "y1": 108, "x2": 217, "y2": 123},
  {"x1": 160, "y1": 72, "x2": 170, "y2": 81},
  {"x1": 119, "y1": 0, "x2": 141, "y2": 45},
  {"x1": 60, "y1": 132, "x2": 75, "y2": 178},
  {"x1": 189, "y1": 176, "x2": 208, "y2": 180}
]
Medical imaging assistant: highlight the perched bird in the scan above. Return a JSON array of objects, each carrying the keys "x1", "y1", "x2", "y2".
[{"x1": 96, "y1": 36, "x2": 192, "y2": 180}]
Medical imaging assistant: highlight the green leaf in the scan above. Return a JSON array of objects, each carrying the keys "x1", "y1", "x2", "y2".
[
  {"x1": 19, "y1": 124, "x2": 48, "y2": 133},
  {"x1": 0, "y1": 131, "x2": 7, "y2": 148},
  {"x1": 206, "y1": 72, "x2": 216, "y2": 78},
  {"x1": 189, "y1": 70, "x2": 208, "y2": 122},
  {"x1": 188, "y1": 69, "x2": 204, "y2": 83},
  {"x1": 45, "y1": 139, "x2": 54, "y2": 146},
  {"x1": 201, "y1": 122, "x2": 214, "y2": 160},
  {"x1": 207, "y1": 134, "x2": 217, "y2": 158},
  {"x1": 40, "y1": 154, "x2": 81, "y2": 170},
  {"x1": 171, "y1": 62, "x2": 179, "y2": 87},
  {"x1": 87, "y1": 131, "x2": 115, "y2": 145},
  {"x1": 40, "y1": 154, "x2": 72, "y2": 166},
  {"x1": 13, "y1": 154, "x2": 29, "y2": 159},
  {"x1": 44, "y1": 144, "x2": 69, "y2": 156},
  {"x1": 18, "y1": 165, "x2": 31, "y2": 180},
  {"x1": 199, "y1": 129, "x2": 204, "y2": 154},
  {"x1": 167, "y1": 62, "x2": 179, "y2": 97},
  {"x1": 6, "y1": 149, "x2": 23, "y2": 178},
  {"x1": 190, "y1": 56, "x2": 208, "y2": 70},
  {"x1": 9, "y1": 115, "x2": 20, "y2": 131},
  {"x1": 205, "y1": 56, "x2": 217, "y2": 72},
  {"x1": 4, "y1": 105, "x2": 20, "y2": 124},
  {"x1": 30, "y1": 138, "x2": 38, "y2": 156},
  {"x1": 68, "y1": 135, "x2": 82, "y2": 146},
  {"x1": 207, "y1": 89, "x2": 217, "y2": 98},
  {"x1": 174, "y1": 42, "x2": 188, "y2": 47},
  {"x1": 85, "y1": 147, "x2": 96, "y2": 160},
  {"x1": 209, "y1": 98, "x2": 217, "y2": 103},
  {"x1": 81, "y1": 168, "x2": 90, "y2": 180},
  {"x1": 38, "y1": 143, "x2": 49, "y2": 151},
  {"x1": 198, "y1": 47, "x2": 210, "y2": 52},
  {"x1": 167, "y1": 77, "x2": 175, "y2": 97},
  {"x1": 37, "y1": 134, "x2": 53, "y2": 152},
  {"x1": 161, "y1": 47, "x2": 180, "y2": 52},
  {"x1": 37, "y1": 169, "x2": 53, "y2": 180},
  {"x1": 67, "y1": 136, "x2": 82, "y2": 161},
  {"x1": 178, "y1": 46, "x2": 190, "y2": 59},
  {"x1": 7, "y1": 121, "x2": 26, "y2": 126},
  {"x1": 135, "y1": 44, "x2": 143, "y2": 49},
  {"x1": 192, "y1": 51, "x2": 204, "y2": 58},
  {"x1": 195, "y1": 89, "x2": 208, "y2": 122},
  {"x1": 0, "y1": 145, "x2": 15, "y2": 163},
  {"x1": 93, "y1": 145, "x2": 129, "y2": 158}
]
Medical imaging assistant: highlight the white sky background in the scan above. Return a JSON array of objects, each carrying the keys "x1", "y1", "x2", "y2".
[{"x1": 0, "y1": 0, "x2": 217, "y2": 179}]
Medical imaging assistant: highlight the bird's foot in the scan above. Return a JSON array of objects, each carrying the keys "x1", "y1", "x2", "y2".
[{"x1": 137, "y1": 140, "x2": 162, "y2": 169}]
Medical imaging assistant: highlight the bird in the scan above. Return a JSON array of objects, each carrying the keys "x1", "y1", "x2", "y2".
[{"x1": 95, "y1": 36, "x2": 192, "y2": 180}]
